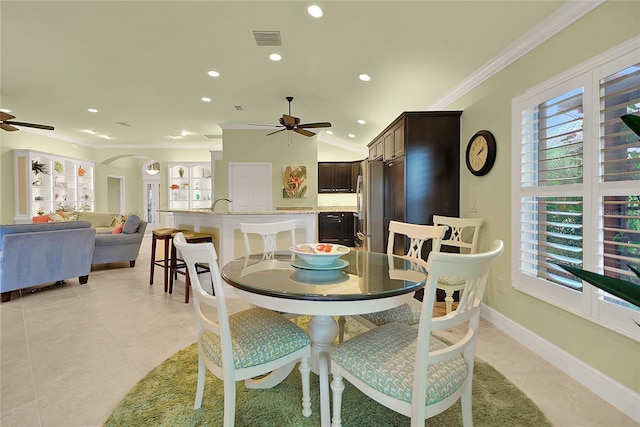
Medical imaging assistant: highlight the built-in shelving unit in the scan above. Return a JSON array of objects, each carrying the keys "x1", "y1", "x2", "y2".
[
  {"x1": 167, "y1": 162, "x2": 212, "y2": 211},
  {"x1": 13, "y1": 149, "x2": 95, "y2": 223}
]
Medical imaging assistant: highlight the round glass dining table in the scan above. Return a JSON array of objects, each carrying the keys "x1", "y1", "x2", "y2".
[{"x1": 221, "y1": 249, "x2": 427, "y2": 427}]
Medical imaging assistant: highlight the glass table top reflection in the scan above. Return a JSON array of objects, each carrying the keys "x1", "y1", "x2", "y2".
[{"x1": 221, "y1": 250, "x2": 427, "y2": 301}]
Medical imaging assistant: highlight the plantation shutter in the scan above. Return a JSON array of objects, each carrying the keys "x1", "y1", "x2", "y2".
[
  {"x1": 519, "y1": 88, "x2": 584, "y2": 290},
  {"x1": 599, "y1": 64, "x2": 640, "y2": 285}
]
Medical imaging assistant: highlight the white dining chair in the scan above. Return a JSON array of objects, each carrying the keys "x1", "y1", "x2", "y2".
[
  {"x1": 330, "y1": 240, "x2": 504, "y2": 427},
  {"x1": 433, "y1": 215, "x2": 483, "y2": 314},
  {"x1": 173, "y1": 232, "x2": 312, "y2": 425},
  {"x1": 240, "y1": 220, "x2": 297, "y2": 259},
  {"x1": 352, "y1": 220, "x2": 447, "y2": 329},
  {"x1": 240, "y1": 220, "x2": 300, "y2": 319}
]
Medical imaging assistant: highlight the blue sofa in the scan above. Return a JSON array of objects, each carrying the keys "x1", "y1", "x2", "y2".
[
  {"x1": 92, "y1": 219, "x2": 147, "y2": 267},
  {"x1": 0, "y1": 221, "x2": 96, "y2": 302}
]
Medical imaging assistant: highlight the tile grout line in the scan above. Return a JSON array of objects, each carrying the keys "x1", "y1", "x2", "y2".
[{"x1": 19, "y1": 293, "x2": 44, "y2": 427}]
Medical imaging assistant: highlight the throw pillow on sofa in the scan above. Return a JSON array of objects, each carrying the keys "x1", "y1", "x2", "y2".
[
  {"x1": 32, "y1": 215, "x2": 51, "y2": 223},
  {"x1": 112, "y1": 224, "x2": 124, "y2": 234},
  {"x1": 50, "y1": 213, "x2": 66, "y2": 222},
  {"x1": 122, "y1": 214, "x2": 141, "y2": 234}
]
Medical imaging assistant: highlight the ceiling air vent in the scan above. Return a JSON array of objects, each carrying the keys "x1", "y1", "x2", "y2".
[{"x1": 253, "y1": 30, "x2": 281, "y2": 47}]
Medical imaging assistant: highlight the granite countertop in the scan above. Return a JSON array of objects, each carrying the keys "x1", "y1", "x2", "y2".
[{"x1": 161, "y1": 206, "x2": 357, "y2": 215}]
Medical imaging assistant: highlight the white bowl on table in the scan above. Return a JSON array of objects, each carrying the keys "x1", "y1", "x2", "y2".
[{"x1": 290, "y1": 243, "x2": 350, "y2": 266}]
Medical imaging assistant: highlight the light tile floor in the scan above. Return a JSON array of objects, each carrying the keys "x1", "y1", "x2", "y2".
[{"x1": 1, "y1": 236, "x2": 637, "y2": 427}]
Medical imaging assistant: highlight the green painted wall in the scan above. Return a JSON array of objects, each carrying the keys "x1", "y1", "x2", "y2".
[
  {"x1": 448, "y1": 1, "x2": 639, "y2": 392},
  {"x1": 215, "y1": 129, "x2": 319, "y2": 209}
]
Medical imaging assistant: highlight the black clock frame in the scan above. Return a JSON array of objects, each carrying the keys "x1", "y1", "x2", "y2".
[{"x1": 465, "y1": 130, "x2": 496, "y2": 176}]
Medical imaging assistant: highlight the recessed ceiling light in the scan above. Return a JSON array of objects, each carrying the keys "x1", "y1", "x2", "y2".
[
  {"x1": 357, "y1": 119, "x2": 366, "y2": 125},
  {"x1": 201, "y1": 97, "x2": 212, "y2": 102},
  {"x1": 325, "y1": 130, "x2": 333, "y2": 135},
  {"x1": 348, "y1": 134, "x2": 355, "y2": 138},
  {"x1": 0, "y1": 108, "x2": 12, "y2": 113},
  {"x1": 269, "y1": 53, "x2": 282, "y2": 61},
  {"x1": 84, "y1": 130, "x2": 98, "y2": 135},
  {"x1": 308, "y1": 5, "x2": 323, "y2": 18},
  {"x1": 207, "y1": 70, "x2": 220, "y2": 77},
  {"x1": 358, "y1": 74, "x2": 371, "y2": 82},
  {"x1": 88, "y1": 108, "x2": 98, "y2": 113}
]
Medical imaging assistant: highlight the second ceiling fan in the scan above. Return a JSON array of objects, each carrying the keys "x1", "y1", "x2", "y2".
[{"x1": 265, "y1": 96, "x2": 331, "y2": 137}]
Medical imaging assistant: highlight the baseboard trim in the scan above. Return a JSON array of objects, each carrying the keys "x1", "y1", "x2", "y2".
[{"x1": 480, "y1": 305, "x2": 640, "y2": 423}]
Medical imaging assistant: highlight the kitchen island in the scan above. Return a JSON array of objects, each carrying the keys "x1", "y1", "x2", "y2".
[{"x1": 164, "y1": 210, "x2": 318, "y2": 268}]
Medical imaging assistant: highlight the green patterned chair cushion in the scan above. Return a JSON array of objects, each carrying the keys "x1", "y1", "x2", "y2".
[
  {"x1": 200, "y1": 308, "x2": 311, "y2": 369},
  {"x1": 359, "y1": 298, "x2": 422, "y2": 326},
  {"x1": 438, "y1": 276, "x2": 466, "y2": 287},
  {"x1": 331, "y1": 322, "x2": 468, "y2": 405}
]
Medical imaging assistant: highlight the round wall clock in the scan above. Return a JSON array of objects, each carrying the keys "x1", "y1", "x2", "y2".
[{"x1": 465, "y1": 130, "x2": 496, "y2": 176}]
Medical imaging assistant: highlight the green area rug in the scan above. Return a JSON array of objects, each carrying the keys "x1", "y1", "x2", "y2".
[{"x1": 106, "y1": 319, "x2": 552, "y2": 426}]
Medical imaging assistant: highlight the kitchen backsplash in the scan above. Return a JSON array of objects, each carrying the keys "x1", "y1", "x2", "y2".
[{"x1": 317, "y1": 193, "x2": 357, "y2": 207}]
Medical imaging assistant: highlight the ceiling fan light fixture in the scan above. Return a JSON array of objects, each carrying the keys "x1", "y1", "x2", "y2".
[{"x1": 308, "y1": 5, "x2": 323, "y2": 18}]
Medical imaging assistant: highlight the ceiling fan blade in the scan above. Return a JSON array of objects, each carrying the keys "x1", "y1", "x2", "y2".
[
  {"x1": 1, "y1": 123, "x2": 19, "y2": 132},
  {"x1": 4, "y1": 120, "x2": 54, "y2": 131},
  {"x1": 294, "y1": 128, "x2": 315, "y2": 137},
  {"x1": 298, "y1": 122, "x2": 332, "y2": 129},
  {"x1": 266, "y1": 128, "x2": 286, "y2": 136},
  {"x1": 0, "y1": 112, "x2": 16, "y2": 121}
]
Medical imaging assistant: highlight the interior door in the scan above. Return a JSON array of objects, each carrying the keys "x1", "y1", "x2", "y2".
[
  {"x1": 142, "y1": 176, "x2": 161, "y2": 230},
  {"x1": 229, "y1": 162, "x2": 272, "y2": 212}
]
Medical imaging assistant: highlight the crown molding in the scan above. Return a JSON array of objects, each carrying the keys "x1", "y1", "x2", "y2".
[{"x1": 429, "y1": 0, "x2": 605, "y2": 110}]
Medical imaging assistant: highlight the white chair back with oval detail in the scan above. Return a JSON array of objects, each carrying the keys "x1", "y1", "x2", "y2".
[
  {"x1": 330, "y1": 240, "x2": 504, "y2": 427},
  {"x1": 240, "y1": 220, "x2": 296, "y2": 260},
  {"x1": 353, "y1": 221, "x2": 448, "y2": 329},
  {"x1": 173, "y1": 232, "x2": 312, "y2": 425},
  {"x1": 432, "y1": 215, "x2": 484, "y2": 314}
]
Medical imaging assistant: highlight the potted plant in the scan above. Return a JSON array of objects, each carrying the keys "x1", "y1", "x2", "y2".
[
  {"x1": 32, "y1": 160, "x2": 49, "y2": 175},
  {"x1": 559, "y1": 114, "x2": 640, "y2": 324}
]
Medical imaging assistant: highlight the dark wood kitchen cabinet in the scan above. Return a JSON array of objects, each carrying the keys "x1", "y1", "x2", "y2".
[
  {"x1": 318, "y1": 212, "x2": 354, "y2": 246},
  {"x1": 318, "y1": 162, "x2": 360, "y2": 193},
  {"x1": 371, "y1": 111, "x2": 462, "y2": 259}
]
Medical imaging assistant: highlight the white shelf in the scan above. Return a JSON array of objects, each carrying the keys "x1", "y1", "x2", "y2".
[
  {"x1": 14, "y1": 149, "x2": 95, "y2": 223},
  {"x1": 168, "y1": 162, "x2": 212, "y2": 211}
]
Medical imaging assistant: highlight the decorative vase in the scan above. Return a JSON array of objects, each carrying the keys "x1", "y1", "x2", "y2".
[{"x1": 178, "y1": 167, "x2": 184, "y2": 178}]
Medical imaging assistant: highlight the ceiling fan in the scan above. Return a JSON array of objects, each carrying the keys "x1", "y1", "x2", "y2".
[
  {"x1": 261, "y1": 96, "x2": 331, "y2": 137},
  {"x1": 0, "y1": 112, "x2": 54, "y2": 132}
]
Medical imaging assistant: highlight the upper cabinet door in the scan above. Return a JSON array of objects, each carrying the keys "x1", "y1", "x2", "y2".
[
  {"x1": 333, "y1": 163, "x2": 352, "y2": 192},
  {"x1": 318, "y1": 162, "x2": 358, "y2": 193},
  {"x1": 318, "y1": 163, "x2": 336, "y2": 193}
]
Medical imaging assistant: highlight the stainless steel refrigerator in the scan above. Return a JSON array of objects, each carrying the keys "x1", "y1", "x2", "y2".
[{"x1": 355, "y1": 159, "x2": 384, "y2": 252}]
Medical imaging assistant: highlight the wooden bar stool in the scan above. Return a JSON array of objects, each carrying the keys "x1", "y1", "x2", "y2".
[
  {"x1": 169, "y1": 231, "x2": 213, "y2": 303},
  {"x1": 150, "y1": 228, "x2": 183, "y2": 292}
]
